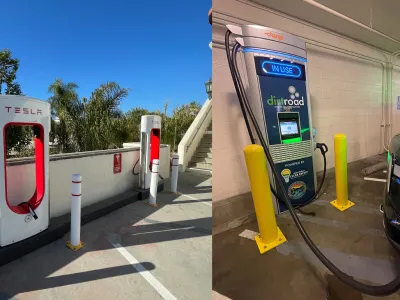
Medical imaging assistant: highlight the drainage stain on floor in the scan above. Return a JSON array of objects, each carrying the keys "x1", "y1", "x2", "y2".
[
  {"x1": 213, "y1": 155, "x2": 400, "y2": 300},
  {"x1": 326, "y1": 274, "x2": 363, "y2": 300}
]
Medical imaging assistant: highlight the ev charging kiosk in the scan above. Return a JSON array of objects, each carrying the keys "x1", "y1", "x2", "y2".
[
  {"x1": 0, "y1": 95, "x2": 50, "y2": 246},
  {"x1": 139, "y1": 115, "x2": 161, "y2": 190},
  {"x1": 228, "y1": 24, "x2": 317, "y2": 214}
]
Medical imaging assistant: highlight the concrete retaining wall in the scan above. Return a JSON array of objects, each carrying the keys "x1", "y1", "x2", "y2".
[{"x1": 5, "y1": 145, "x2": 170, "y2": 218}]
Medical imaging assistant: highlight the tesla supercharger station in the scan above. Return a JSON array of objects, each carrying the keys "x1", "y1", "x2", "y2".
[
  {"x1": 139, "y1": 115, "x2": 161, "y2": 191},
  {"x1": 0, "y1": 95, "x2": 50, "y2": 247}
]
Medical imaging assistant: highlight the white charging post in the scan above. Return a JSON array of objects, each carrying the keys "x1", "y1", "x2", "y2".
[
  {"x1": 0, "y1": 95, "x2": 51, "y2": 247},
  {"x1": 139, "y1": 115, "x2": 161, "y2": 191}
]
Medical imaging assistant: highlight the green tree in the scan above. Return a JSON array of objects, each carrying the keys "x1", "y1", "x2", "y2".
[
  {"x1": 0, "y1": 49, "x2": 22, "y2": 95},
  {"x1": 0, "y1": 49, "x2": 31, "y2": 156},
  {"x1": 48, "y1": 80, "x2": 130, "y2": 152},
  {"x1": 170, "y1": 101, "x2": 201, "y2": 152},
  {"x1": 48, "y1": 79, "x2": 83, "y2": 153},
  {"x1": 83, "y1": 82, "x2": 129, "y2": 150},
  {"x1": 125, "y1": 107, "x2": 151, "y2": 142}
]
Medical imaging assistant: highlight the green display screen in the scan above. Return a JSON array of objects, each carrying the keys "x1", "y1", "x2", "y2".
[{"x1": 282, "y1": 137, "x2": 302, "y2": 144}]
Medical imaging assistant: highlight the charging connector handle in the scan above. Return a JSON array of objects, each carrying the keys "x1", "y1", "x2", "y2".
[
  {"x1": 317, "y1": 143, "x2": 328, "y2": 155},
  {"x1": 18, "y1": 202, "x2": 38, "y2": 220}
]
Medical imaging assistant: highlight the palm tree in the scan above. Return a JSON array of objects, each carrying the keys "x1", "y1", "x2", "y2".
[
  {"x1": 125, "y1": 107, "x2": 151, "y2": 142},
  {"x1": 47, "y1": 79, "x2": 200, "y2": 155},
  {"x1": 48, "y1": 79, "x2": 83, "y2": 153},
  {"x1": 83, "y1": 82, "x2": 129, "y2": 150}
]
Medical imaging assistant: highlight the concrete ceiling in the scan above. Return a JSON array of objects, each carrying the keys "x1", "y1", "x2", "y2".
[{"x1": 248, "y1": 0, "x2": 400, "y2": 53}]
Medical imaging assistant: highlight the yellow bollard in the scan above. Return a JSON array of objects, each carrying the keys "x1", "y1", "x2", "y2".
[
  {"x1": 330, "y1": 134, "x2": 355, "y2": 211},
  {"x1": 244, "y1": 144, "x2": 286, "y2": 254}
]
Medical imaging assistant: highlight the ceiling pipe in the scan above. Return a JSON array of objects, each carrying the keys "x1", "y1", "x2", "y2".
[
  {"x1": 302, "y1": 0, "x2": 400, "y2": 45},
  {"x1": 302, "y1": 0, "x2": 398, "y2": 150}
]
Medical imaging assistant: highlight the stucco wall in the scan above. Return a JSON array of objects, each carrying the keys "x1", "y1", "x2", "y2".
[
  {"x1": 6, "y1": 145, "x2": 170, "y2": 218},
  {"x1": 212, "y1": 0, "x2": 400, "y2": 202}
]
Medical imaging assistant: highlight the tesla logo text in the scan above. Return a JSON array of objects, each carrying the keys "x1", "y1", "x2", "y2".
[
  {"x1": 265, "y1": 31, "x2": 283, "y2": 41},
  {"x1": 5, "y1": 107, "x2": 42, "y2": 115}
]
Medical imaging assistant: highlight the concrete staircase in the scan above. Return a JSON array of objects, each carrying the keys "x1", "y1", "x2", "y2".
[{"x1": 188, "y1": 123, "x2": 212, "y2": 175}]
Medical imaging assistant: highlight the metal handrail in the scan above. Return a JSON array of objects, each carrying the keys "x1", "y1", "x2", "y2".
[{"x1": 186, "y1": 103, "x2": 212, "y2": 152}]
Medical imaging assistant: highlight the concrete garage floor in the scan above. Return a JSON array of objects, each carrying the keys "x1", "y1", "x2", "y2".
[
  {"x1": 213, "y1": 154, "x2": 400, "y2": 300},
  {"x1": 0, "y1": 172, "x2": 212, "y2": 300}
]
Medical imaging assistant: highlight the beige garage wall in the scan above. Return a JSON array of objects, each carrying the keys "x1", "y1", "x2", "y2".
[
  {"x1": 212, "y1": 0, "x2": 400, "y2": 202},
  {"x1": 391, "y1": 66, "x2": 400, "y2": 135}
]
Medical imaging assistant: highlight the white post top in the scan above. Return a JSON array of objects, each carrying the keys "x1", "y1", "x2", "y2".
[
  {"x1": 141, "y1": 115, "x2": 161, "y2": 132},
  {"x1": 72, "y1": 174, "x2": 82, "y2": 182}
]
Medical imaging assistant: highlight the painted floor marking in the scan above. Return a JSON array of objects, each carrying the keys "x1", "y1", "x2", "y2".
[
  {"x1": 239, "y1": 229, "x2": 258, "y2": 240},
  {"x1": 364, "y1": 177, "x2": 387, "y2": 183},
  {"x1": 130, "y1": 226, "x2": 196, "y2": 236},
  {"x1": 177, "y1": 192, "x2": 212, "y2": 206},
  {"x1": 111, "y1": 242, "x2": 177, "y2": 300}
]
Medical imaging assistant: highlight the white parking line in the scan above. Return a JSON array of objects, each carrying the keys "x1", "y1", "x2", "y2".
[
  {"x1": 111, "y1": 242, "x2": 177, "y2": 300},
  {"x1": 364, "y1": 177, "x2": 387, "y2": 183},
  {"x1": 130, "y1": 226, "x2": 196, "y2": 236},
  {"x1": 213, "y1": 290, "x2": 232, "y2": 300},
  {"x1": 178, "y1": 192, "x2": 212, "y2": 206}
]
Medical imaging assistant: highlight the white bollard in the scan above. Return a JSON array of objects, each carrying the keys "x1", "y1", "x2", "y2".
[
  {"x1": 171, "y1": 154, "x2": 179, "y2": 193},
  {"x1": 149, "y1": 159, "x2": 159, "y2": 207},
  {"x1": 66, "y1": 174, "x2": 84, "y2": 251}
]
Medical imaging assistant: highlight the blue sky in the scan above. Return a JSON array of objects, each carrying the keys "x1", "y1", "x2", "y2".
[{"x1": 3, "y1": 0, "x2": 211, "y2": 114}]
